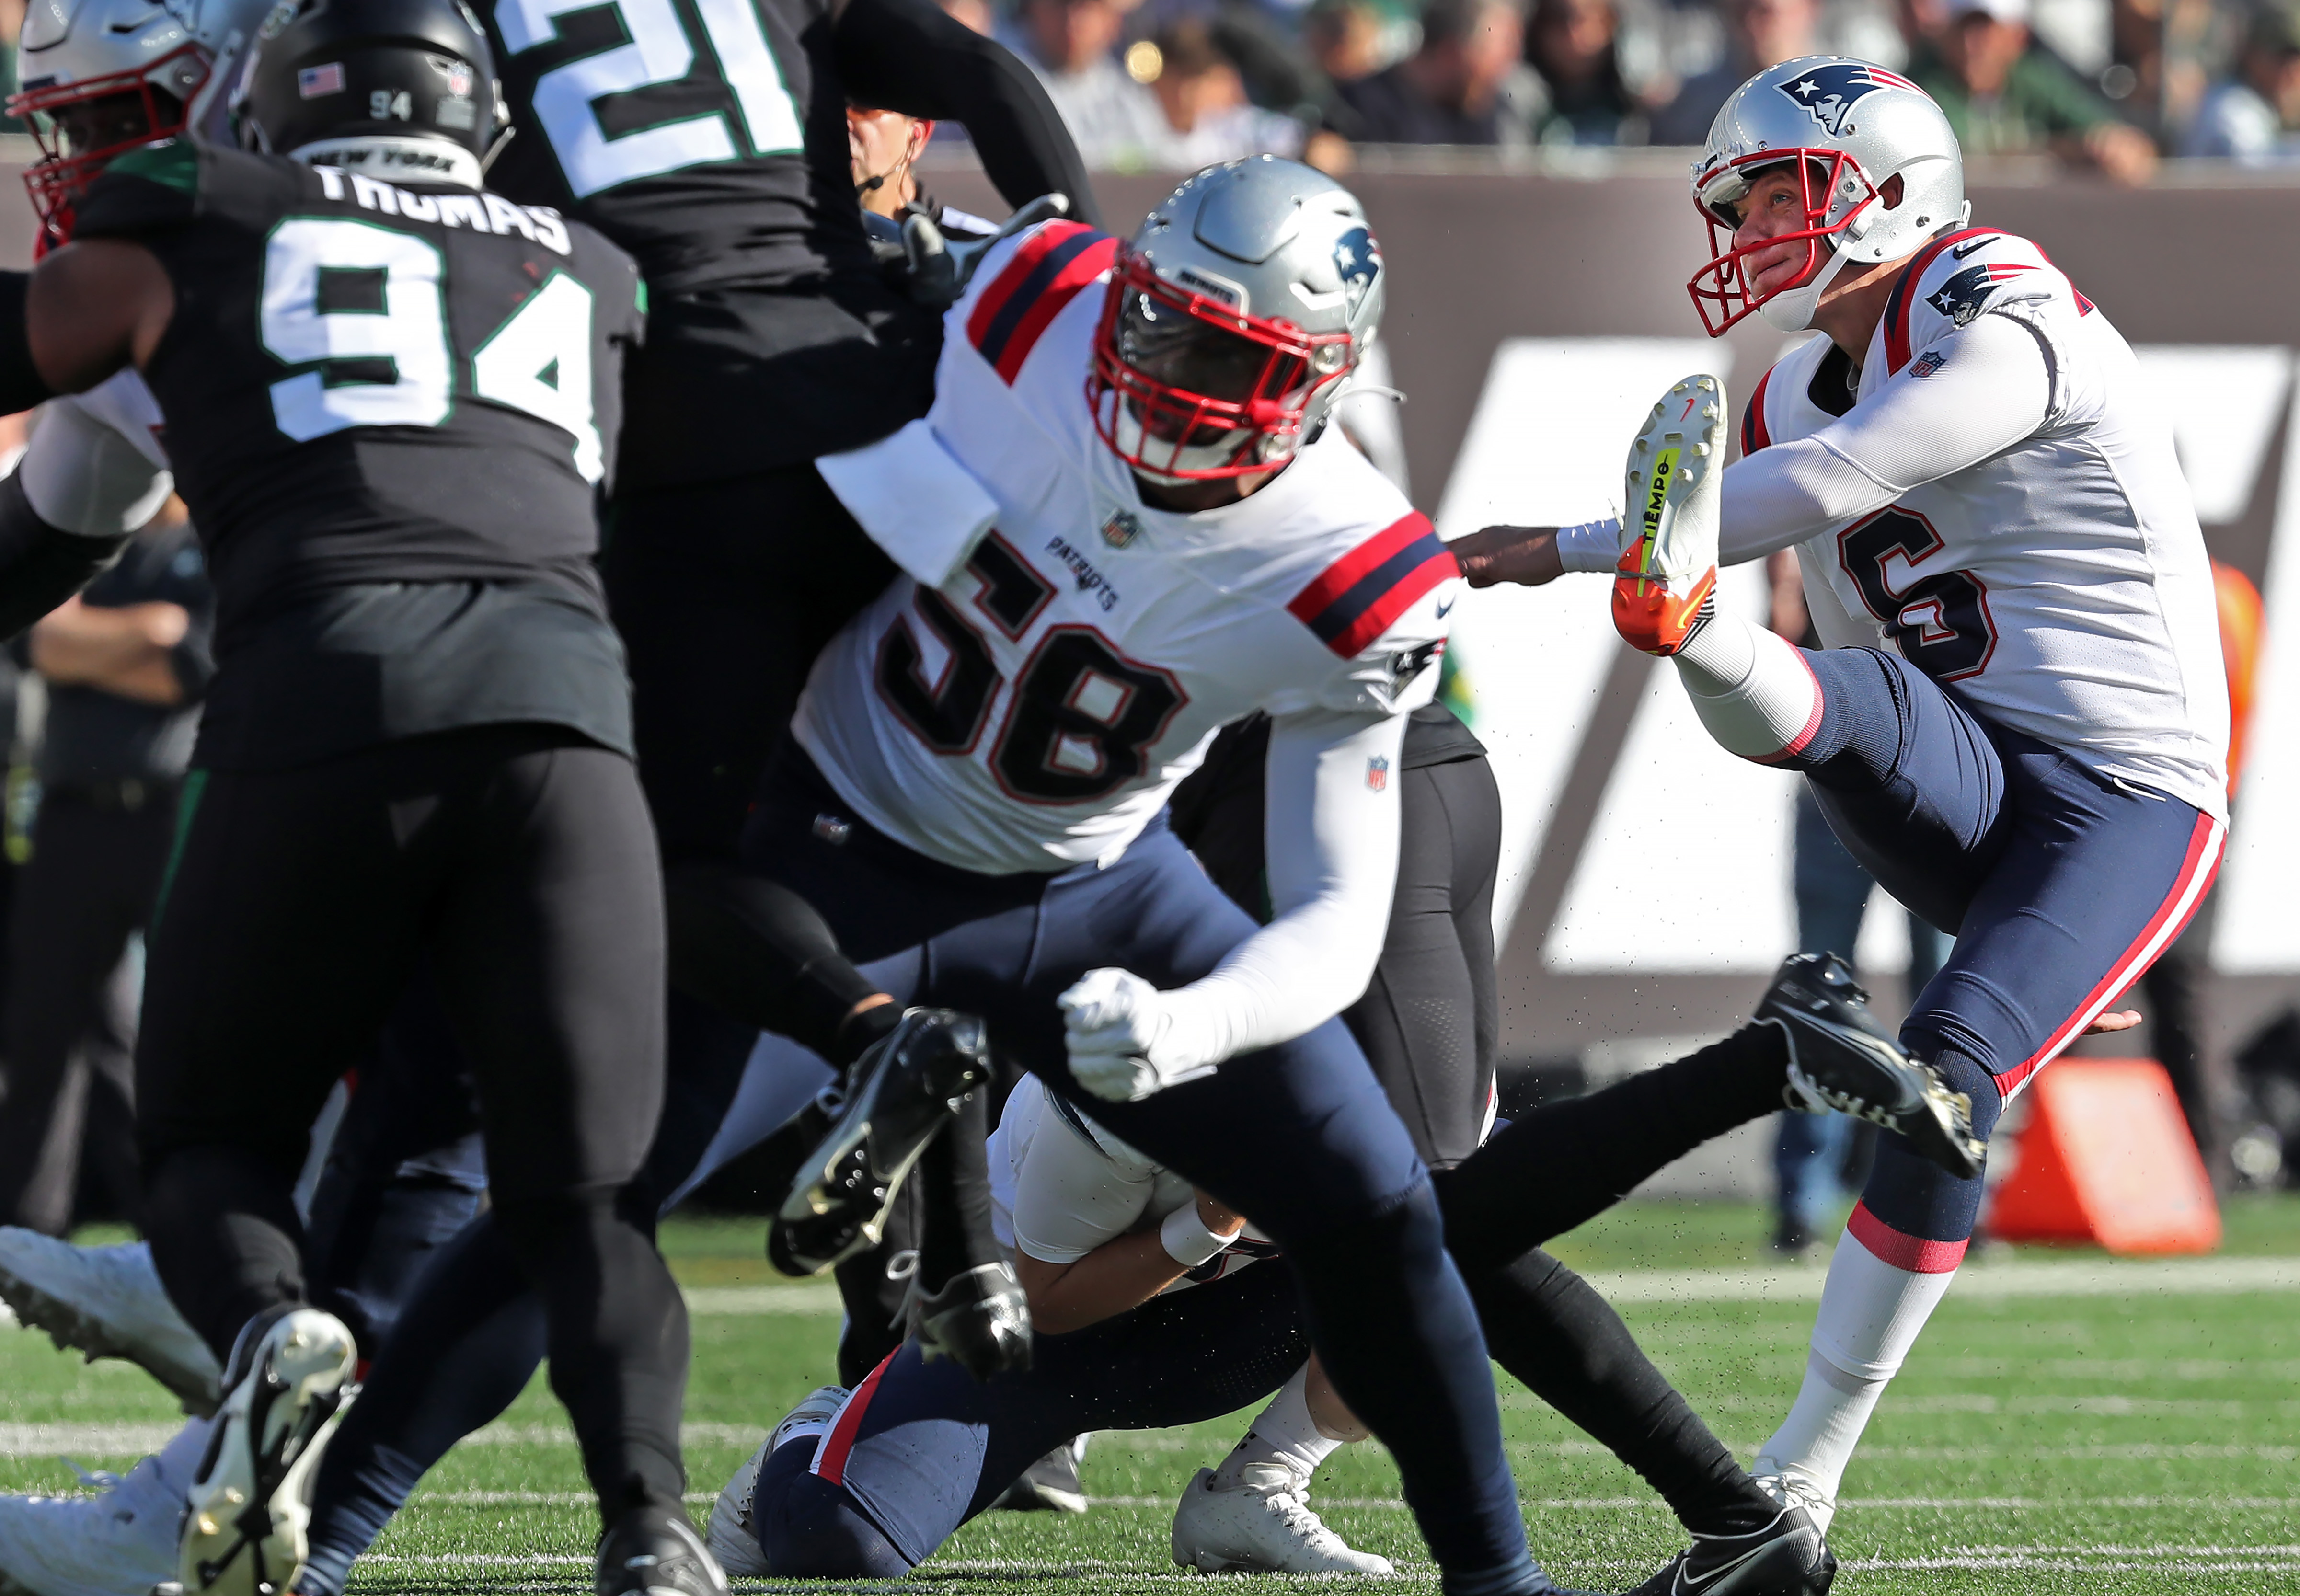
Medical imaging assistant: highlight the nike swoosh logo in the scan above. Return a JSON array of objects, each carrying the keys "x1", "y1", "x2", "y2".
[
  {"x1": 1950, "y1": 238, "x2": 1994, "y2": 260},
  {"x1": 1679, "y1": 1538, "x2": 1786, "y2": 1590},
  {"x1": 1435, "y1": 597, "x2": 1456, "y2": 618}
]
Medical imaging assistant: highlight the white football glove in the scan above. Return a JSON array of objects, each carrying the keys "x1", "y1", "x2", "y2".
[{"x1": 1058, "y1": 967, "x2": 1221, "y2": 1103}]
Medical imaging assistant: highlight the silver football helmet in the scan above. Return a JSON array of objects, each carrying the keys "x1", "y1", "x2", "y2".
[
  {"x1": 1687, "y1": 57, "x2": 1969, "y2": 335},
  {"x1": 10, "y1": 0, "x2": 267, "y2": 246},
  {"x1": 1089, "y1": 155, "x2": 1385, "y2": 483}
]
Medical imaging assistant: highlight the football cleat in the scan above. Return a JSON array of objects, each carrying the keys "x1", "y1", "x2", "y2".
[
  {"x1": 703, "y1": 1387, "x2": 849, "y2": 1580},
  {"x1": 1170, "y1": 1467, "x2": 1392, "y2": 1575},
  {"x1": 906, "y1": 1260, "x2": 1033, "y2": 1381},
  {"x1": 0, "y1": 1448, "x2": 188, "y2": 1596},
  {"x1": 1615, "y1": 375, "x2": 1726, "y2": 656},
  {"x1": 1757, "y1": 953, "x2": 1986, "y2": 1181},
  {"x1": 1752, "y1": 1469, "x2": 1839, "y2": 1540},
  {"x1": 768, "y1": 1009, "x2": 992, "y2": 1277},
  {"x1": 596, "y1": 1503, "x2": 727, "y2": 1596},
  {"x1": 178, "y1": 1308, "x2": 355, "y2": 1596},
  {"x1": 990, "y1": 1440, "x2": 1089, "y2": 1515},
  {"x1": 1622, "y1": 1504, "x2": 1836, "y2": 1596},
  {"x1": 0, "y1": 1232, "x2": 224, "y2": 1416}
]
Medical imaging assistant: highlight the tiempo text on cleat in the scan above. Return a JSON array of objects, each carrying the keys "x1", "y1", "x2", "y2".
[
  {"x1": 769, "y1": 1009, "x2": 993, "y2": 1277},
  {"x1": 1756, "y1": 953, "x2": 1987, "y2": 1181},
  {"x1": 1615, "y1": 375, "x2": 1726, "y2": 656}
]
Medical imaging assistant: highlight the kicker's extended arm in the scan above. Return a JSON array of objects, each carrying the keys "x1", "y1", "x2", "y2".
[
  {"x1": 1715, "y1": 313, "x2": 2052, "y2": 563},
  {"x1": 833, "y1": 0, "x2": 1101, "y2": 230}
]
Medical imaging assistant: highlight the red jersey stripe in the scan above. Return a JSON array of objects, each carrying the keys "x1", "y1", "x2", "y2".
[
  {"x1": 989, "y1": 236, "x2": 1118, "y2": 383},
  {"x1": 1287, "y1": 512, "x2": 1435, "y2": 625},
  {"x1": 1742, "y1": 365, "x2": 1775, "y2": 456},
  {"x1": 1324, "y1": 548, "x2": 1456, "y2": 658}
]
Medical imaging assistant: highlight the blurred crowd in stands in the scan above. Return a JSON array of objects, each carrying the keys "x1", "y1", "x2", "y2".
[{"x1": 908, "y1": 0, "x2": 2300, "y2": 181}]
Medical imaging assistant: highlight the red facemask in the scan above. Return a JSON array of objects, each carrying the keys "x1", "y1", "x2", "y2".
[
  {"x1": 1684, "y1": 149, "x2": 1877, "y2": 336},
  {"x1": 11, "y1": 45, "x2": 205, "y2": 253},
  {"x1": 1087, "y1": 248, "x2": 1353, "y2": 482}
]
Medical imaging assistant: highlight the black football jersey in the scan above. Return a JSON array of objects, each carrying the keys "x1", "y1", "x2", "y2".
[
  {"x1": 72, "y1": 141, "x2": 644, "y2": 641},
  {"x1": 478, "y1": 0, "x2": 868, "y2": 296}
]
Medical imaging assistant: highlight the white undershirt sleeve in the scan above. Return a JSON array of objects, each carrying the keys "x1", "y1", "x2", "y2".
[
  {"x1": 19, "y1": 400, "x2": 175, "y2": 538},
  {"x1": 1718, "y1": 312, "x2": 2052, "y2": 564},
  {"x1": 1150, "y1": 706, "x2": 1404, "y2": 1068}
]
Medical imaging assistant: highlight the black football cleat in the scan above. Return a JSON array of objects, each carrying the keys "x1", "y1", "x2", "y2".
[
  {"x1": 1756, "y1": 952, "x2": 1985, "y2": 1181},
  {"x1": 907, "y1": 1259, "x2": 1033, "y2": 1380},
  {"x1": 769, "y1": 1009, "x2": 992, "y2": 1277},
  {"x1": 1622, "y1": 1505, "x2": 1836, "y2": 1596},
  {"x1": 595, "y1": 1502, "x2": 727, "y2": 1596}
]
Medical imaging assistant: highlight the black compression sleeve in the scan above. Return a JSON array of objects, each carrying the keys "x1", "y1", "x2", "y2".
[
  {"x1": 0, "y1": 274, "x2": 55, "y2": 415},
  {"x1": 0, "y1": 472, "x2": 128, "y2": 639},
  {"x1": 833, "y1": 0, "x2": 1103, "y2": 230}
]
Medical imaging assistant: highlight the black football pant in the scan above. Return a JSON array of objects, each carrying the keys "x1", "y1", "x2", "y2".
[
  {"x1": 0, "y1": 786, "x2": 172, "y2": 1234},
  {"x1": 135, "y1": 724, "x2": 688, "y2": 1519}
]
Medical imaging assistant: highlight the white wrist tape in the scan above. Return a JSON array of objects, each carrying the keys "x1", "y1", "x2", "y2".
[
  {"x1": 1554, "y1": 517, "x2": 1622, "y2": 574},
  {"x1": 1160, "y1": 1203, "x2": 1231, "y2": 1268}
]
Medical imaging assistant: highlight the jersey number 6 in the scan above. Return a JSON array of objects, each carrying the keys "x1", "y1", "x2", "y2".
[
  {"x1": 1837, "y1": 506, "x2": 1999, "y2": 682},
  {"x1": 878, "y1": 536, "x2": 1188, "y2": 804}
]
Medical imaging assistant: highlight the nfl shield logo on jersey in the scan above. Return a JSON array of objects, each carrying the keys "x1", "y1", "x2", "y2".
[
  {"x1": 1101, "y1": 509, "x2": 1141, "y2": 549},
  {"x1": 1776, "y1": 63, "x2": 1918, "y2": 136},
  {"x1": 1366, "y1": 756, "x2": 1390, "y2": 792}
]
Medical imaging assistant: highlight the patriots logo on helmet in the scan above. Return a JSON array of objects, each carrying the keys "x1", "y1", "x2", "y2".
[
  {"x1": 1776, "y1": 63, "x2": 1919, "y2": 137},
  {"x1": 1925, "y1": 261, "x2": 2037, "y2": 327},
  {"x1": 1333, "y1": 226, "x2": 1380, "y2": 309}
]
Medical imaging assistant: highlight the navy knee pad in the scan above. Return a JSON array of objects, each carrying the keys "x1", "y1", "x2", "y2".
[
  {"x1": 755, "y1": 1437, "x2": 914, "y2": 1578},
  {"x1": 1857, "y1": 1045, "x2": 2001, "y2": 1245},
  {"x1": 1797, "y1": 647, "x2": 1911, "y2": 787}
]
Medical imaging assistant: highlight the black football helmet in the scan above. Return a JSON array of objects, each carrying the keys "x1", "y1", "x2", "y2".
[{"x1": 239, "y1": 0, "x2": 504, "y2": 167}]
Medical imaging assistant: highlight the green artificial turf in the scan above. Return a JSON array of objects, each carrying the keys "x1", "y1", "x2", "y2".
[{"x1": 7, "y1": 1196, "x2": 2299, "y2": 1594}]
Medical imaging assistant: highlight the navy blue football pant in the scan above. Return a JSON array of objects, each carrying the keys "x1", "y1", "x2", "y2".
[
  {"x1": 746, "y1": 747, "x2": 1538, "y2": 1594},
  {"x1": 1785, "y1": 647, "x2": 2222, "y2": 1266}
]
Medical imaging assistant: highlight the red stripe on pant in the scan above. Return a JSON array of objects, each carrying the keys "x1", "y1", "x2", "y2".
[
  {"x1": 811, "y1": 1351, "x2": 897, "y2": 1486},
  {"x1": 1993, "y1": 812, "x2": 2225, "y2": 1102},
  {"x1": 1846, "y1": 1200, "x2": 1968, "y2": 1273}
]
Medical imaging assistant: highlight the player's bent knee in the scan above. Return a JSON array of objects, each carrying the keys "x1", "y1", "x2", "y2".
[{"x1": 756, "y1": 1466, "x2": 915, "y2": 1578}]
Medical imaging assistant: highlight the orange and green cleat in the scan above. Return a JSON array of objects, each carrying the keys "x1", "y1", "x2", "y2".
[{"x1": 1613, "y1": 375, "x2": 1727, "y2": 655}]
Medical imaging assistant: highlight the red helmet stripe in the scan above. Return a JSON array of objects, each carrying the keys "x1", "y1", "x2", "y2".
[
  {"x1": 966, "y1": 223, "x2": 1117, "y2": 385},
  {"x1": 1288, "y1": 512, "x2": 1454, "y2": 656}
]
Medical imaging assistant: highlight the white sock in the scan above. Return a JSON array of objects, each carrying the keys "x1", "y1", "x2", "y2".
[
  {"x1": 1670, "y1": 616, "x2": 1823, "y2": 762},
  {"x1": 1756, "y1": 1223, "x2": 1960, "y2": 1504},
  {"x1": 1211, "y1": 1366, "x2": 1342, "y2": 1493}
]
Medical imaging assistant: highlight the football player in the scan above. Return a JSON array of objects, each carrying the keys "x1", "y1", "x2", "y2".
[
  {"x1": 1, "y1": 1, "x2": 732, "y2": 1593},
  {"x1": 1456, "y1": 58, "x2": 2225, "y2": 1547},
  {"x1": 705, "y1": 988, "x2": 1877, "y2": 1588},
  {"x1": 704, "y1": 152, "x2": 1927, "y2": 1596}
]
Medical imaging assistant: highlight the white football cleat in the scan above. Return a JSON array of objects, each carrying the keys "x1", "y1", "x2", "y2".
[
  {"x1": 0, "y1": 1232, "x2": 223, "y2": 1416},
  {"x1": 178, "y1": 1309, "x2": 356, "y2": 1596},
  {"x1": 0, "y1": 1440, "x2": 196, "y2": 1596},
  {"x1": 1614, "y1": 375, "x2": 1727, "y2": 656},
  {"x1": 1170, "y1": 1467, "x2": 1392, "y2": 1575},
  {"x1": 705, "y1": 1386, "x2": 849, "y2": 1580},
  {"x1": 1751, "y1": 1466, "x2": 1838, "y2": 1539}
]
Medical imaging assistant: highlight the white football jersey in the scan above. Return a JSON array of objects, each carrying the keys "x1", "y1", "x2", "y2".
[
  {"x1": 1743, "y1": 228, "x2": 2229, "y2": 822},
  {"x1": 797, "y1": 221, "x2": 1460, "y2": 875}
]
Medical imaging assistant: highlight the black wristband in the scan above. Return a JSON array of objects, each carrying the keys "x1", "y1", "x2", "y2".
[
  {"x1": 0, "y1": 273, "x2": 55, "y2": 416},
  {"x1": 0, "y1": 471, "x2": 128, "y2": 639}
]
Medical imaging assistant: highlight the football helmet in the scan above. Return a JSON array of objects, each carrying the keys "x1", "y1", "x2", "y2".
[
  {"x1": 1686, "y1": 57, "x2": 1968, "y2": 335},
  {"x1": 238, "y1": 0, "x2": 506, "y2": 187},
  {"x1": 8, "y1": 0, "x2": 260, "y2": 249},
  {"x1": 1089, "y1": 155, "x2": 1384, "y2": 483}
]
